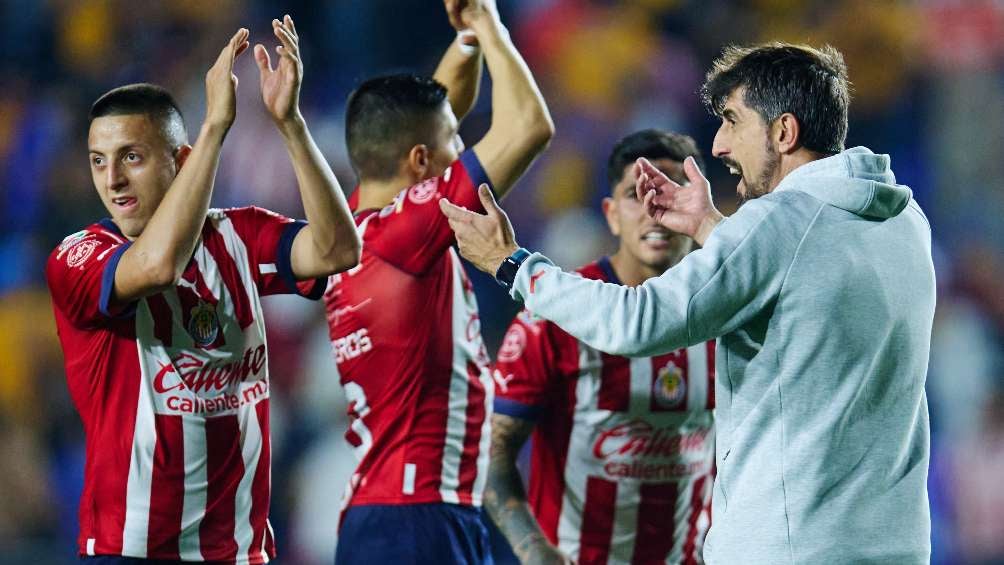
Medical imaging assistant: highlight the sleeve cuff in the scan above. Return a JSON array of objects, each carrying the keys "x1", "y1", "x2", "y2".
[
  {"x1": 510, "y1": 252, "x2": 556, "y2": 302},
  {"x1": 277, "y1": 220, "x2": 327, "y2": 300},
  {"x1": 493, "y1": 398, "x2": 540, "y2": 421},
  {"x1": 459, "y1": 150, "x2": 497, "y2": 201},
  {"x1": 99, "y1": 243, "x2": 137, "y2": 318}
]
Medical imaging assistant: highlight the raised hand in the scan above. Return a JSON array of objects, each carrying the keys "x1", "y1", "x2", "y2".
[
  {"x1": 635, "y1": 156, "x2": 725, "y2": 246},
  {"x1": 254, "y1": 14, "x2": 303, "y2": 125},
  {"x1": 205, "y1": 28, "x2": 250, "y2": 130},
  {"x1": 449, "y1": 0, "x2": 499, "y2": 29},
  {"x1": 439, "y1": 184, "x2": 519, "y2": 275}
]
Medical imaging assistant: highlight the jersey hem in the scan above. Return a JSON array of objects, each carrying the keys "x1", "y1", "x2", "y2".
[{"x1": 347, "y1": 494, "x2": 483, "y2": 508}]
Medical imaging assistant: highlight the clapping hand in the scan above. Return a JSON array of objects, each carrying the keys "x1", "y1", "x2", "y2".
[
  {"x1": 254, "y1": 15, "x2": 303, "y2": 125},
  {"x1": 204, "y1": 28, "x2": 250, "y2": 130}
]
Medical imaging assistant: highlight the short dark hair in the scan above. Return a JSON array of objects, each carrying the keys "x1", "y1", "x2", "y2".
[
  {"x1": 606, "y1": 129, "x2": 704, "y2": 188},
  {"x1": 700, "y1": 43, "x2": 850, "y2": 155},
  {"x1": 345, "y1": 74, "x2": 449, "y2": 181},
  {"x1": 89, "y1": 83, "x2": 188, "y2": 147}
]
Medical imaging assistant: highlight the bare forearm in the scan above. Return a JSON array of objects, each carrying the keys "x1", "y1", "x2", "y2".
[
  {"x1": 475, "y1": 20, "x2": 551, "y2": 145},
  {"x1": 278, "y1": 116, "x2": 360, "y2": 271},
  {"x1": 468, "y1": 15, "x2": 554, "y2": 196},
  {"x1": 132, "y1": 122, "x2": 227, "y2": 281},
  {"x1": 485, "y1": 457, "x2": 553, "y2": 563},
  {"x1": 433, "y1": 38, "x2": 483, "y2": 121}
]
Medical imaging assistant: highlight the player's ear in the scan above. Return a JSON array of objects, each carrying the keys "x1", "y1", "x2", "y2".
[
  {"x1": 406, "y1": 144, "x2": 430, "y2": 181},
  {"x1": 602, "y1": 196, "x2": 620, "y2": 237},
  {"x1": 173, "y1": 144, "x2": 193, "y2": 173}
]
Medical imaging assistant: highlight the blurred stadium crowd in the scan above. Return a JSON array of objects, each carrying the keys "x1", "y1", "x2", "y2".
[{"x1": 1, "y1": 0, "x2": 1002, "y2": 563}]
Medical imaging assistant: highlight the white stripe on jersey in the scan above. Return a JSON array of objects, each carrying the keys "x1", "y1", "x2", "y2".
[
  {"x1": 122, "y1": 301, "x2": 160, "y2": 557},
  {"x1": 235, "y1": 405, "x2": 264, "y2": 560},
  {"x1": 439, "y1": 252, "x2": 473, "y2": 504},
  {"x1": 216, "y1": 214, "x2": 265, "y2": 317},
  {"x1": 179, "y1": 415, "x2": 207, "y2": 561},
  {"x1": 610, "y1": 484, "x2": 640, "y2": 563},
  {"x1": 213, "y1": 215, "x2": 270, "y2": 562},
  {"x1": 470, "y1": 363, "x2": 493, "y2": 505},
  {"x1": 628, "y1": 356, "x2": 652, "y2": 413},
  {"x1": 686, "y1": 342, "x2": 708, "y2": 411}
]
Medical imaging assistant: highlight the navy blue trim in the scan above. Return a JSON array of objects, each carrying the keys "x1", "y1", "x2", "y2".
[
  {"x1": 276, "y1": 220, "x2": 327, "y2": 300},
  {"x1": 493, "y1": 397, "x2": 540, "y2": 421},
  {"x1": 99, "y1": 243, "x2": 137, "y2": 319},
  {"x1": 597, "y1": 256, "x2": 623, "y2": 285},
  {"x1": 98, "y1": 217, "x2": 123, "y2": 237},
  {"x1": 459, "y1": 150, "x2": 497, "y2": 200}
]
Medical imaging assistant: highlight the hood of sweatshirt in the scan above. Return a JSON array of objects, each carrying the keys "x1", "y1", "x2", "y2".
[{"x1": 773, "y1": 146, "x2": 912, "y2": 219}]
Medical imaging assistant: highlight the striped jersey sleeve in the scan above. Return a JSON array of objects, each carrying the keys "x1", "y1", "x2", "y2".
[{"x1": 222, "y1": 206, "x2": 325, "y2": 299}]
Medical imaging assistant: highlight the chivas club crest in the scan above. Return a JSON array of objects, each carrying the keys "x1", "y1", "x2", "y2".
[
  {"x1": 653, "y1": 361, "x2": 686, "y2": 408},
  {"x1": 188, "y1": 300, "x2": 220, "y2": 347}
]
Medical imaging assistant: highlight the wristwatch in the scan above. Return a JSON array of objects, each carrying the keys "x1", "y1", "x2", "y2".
[{"x1": 495, "y1": 247, "x2": 531, "y2": 290}]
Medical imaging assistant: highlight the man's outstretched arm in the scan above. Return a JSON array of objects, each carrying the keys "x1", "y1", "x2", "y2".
[
  {"x1": 255, "y1": 15, "x2": 360, "y2": 278},
  {"x1": 440, "y1": 172, "x2": 789, "y2": 356}
]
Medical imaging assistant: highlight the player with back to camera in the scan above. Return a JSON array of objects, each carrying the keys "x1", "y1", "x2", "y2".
[
  {"x1": 45, "y1": 17, "x2": 360, "y2": 564},
  {"x1": 323, "y1": 0, "x2": 553, "y2": 563}
]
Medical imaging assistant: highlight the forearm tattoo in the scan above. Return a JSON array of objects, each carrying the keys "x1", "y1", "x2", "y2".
[{"x1": 484, "y1": 413, "x2": 551, "y2": 563}]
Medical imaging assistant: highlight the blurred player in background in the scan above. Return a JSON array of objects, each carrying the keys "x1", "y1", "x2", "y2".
[
  {"x1": 45, "y1": 18, "x2": 360, "y2": 564},
  {"x1": 323, "y1": 0, "x2": 552, "y2": 562},
  {"x1": 443, "y1": 43, "x2": 935, "y2": 564},
  {"x1": 488, "y1": 130, "x2": 715, "y2": 565}
]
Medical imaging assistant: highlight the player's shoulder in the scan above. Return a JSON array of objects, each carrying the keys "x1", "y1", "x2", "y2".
[
  {"x1": 47, "y1": 220, "x2": 127, "y2": 275},
  {"x1": 210, "y1": 205, "x2": 284, "y2": 221},
  {"x1": 575, "y1": 258, "x2": 615, "y2": 282},
  {"x1": 51, "y1": 220, "x2": 124, "y2": 256}
]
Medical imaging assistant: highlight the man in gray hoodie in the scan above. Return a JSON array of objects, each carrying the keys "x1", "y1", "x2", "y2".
[{"x1": 440, "y1": 43, "x2": 935, "y2": 564}]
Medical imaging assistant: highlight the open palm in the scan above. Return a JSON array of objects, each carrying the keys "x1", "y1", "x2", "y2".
[{"x1": 255, "y1": 15, "x2": 302, "y2": 123}]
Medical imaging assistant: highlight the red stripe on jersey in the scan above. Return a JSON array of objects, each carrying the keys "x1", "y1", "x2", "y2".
[
  {"x1": 200, "y1": 415, "x2": 242, "y2": 560},
  {"x1": 202, "y1": 223, "x2": 254, "y2": 330},
  {"x1": 632, "y1": 482, "x2": 680, "y2": 564},
  {"x1": 597, "y1": 354, "x2": 630, "y2": 411},
  {"x1": 579, "y1": 477, "x2": 618, "y2": 564},
  {"x1": 147, "y1": 294, "x2": 174, "y2": 347},
  {"x1": 147, "y1": 414, "x2": 185, "y2": 558},
  {"x1": 650, "y1": 350, "x2": 688, "y2": 412},
  {"x1": 80, "y1": 325, "x2": 142, "y2": 556},
  {"x1": 530, "y1": 334, "x2": 579, "y2": 543},
  {"x1": 682, "y1": 474, "x2": 709, "y2": 565},
  {"x1": 706, "y1": 341, "x2": 716, "y2": 409},
  {"x1": 456, "y1": 362, "x2": 486, "y2": 504},
  {"x1": 248, "y1": 400, "x2": 272, "y2": 562}
]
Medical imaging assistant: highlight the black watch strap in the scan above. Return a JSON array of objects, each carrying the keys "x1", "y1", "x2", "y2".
[{"x1": 495, "y1": 248, "x2": 531, "y2": 290}]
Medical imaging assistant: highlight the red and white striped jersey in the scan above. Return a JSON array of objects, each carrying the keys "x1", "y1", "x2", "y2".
[
  {"x1": 324, "y1": 151, "x2": 494, "y2": 510},
  {"x1": 45, "y1": 207, "x2": 325, "y2": 564},
  {"x1": 494, "y1": 257, "x2": 716, "y2": 565}
]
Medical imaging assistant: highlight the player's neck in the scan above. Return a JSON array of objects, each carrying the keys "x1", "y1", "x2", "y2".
[
  {"x1": 608, "y1": 251, "x2": 664, "y2": 287},
  {"x1": 355, "y1": 176, "x2": 412, "y2": 211}
]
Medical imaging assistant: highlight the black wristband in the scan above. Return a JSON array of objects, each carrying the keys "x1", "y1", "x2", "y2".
[{"x1": 495, "y1": 248, "x2": 531, "y2": 290}]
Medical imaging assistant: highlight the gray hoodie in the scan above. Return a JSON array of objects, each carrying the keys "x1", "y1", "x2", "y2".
[{"x1": 510, "y1": 147, "x2": 935, "y2": 564}]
